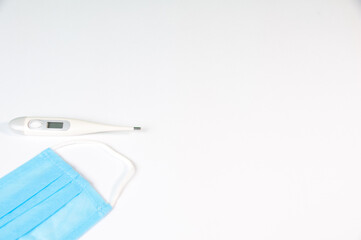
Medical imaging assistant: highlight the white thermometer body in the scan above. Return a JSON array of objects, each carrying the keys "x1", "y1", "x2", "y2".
[{"x1": 9, "y1": 117, "x2": 141, "y2": 136}]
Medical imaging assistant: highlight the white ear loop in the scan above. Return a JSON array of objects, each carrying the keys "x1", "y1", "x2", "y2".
[{"x1": 52, "y1": 140, "x2": 136, "y2": 207}]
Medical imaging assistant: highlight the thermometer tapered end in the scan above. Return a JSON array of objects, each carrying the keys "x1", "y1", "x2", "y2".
[{"x1": 133, "y1": 127, "x2": 141, "y2": 130}]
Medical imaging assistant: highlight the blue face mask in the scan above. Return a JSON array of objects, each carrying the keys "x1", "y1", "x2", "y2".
[{"x1": 0, "y1": 141, "x2": 135, "y2": 240}]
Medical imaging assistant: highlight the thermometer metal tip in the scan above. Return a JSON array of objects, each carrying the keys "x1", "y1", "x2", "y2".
[{"x1": 133, "y1": 127, "x2": 141, "y2": 130}]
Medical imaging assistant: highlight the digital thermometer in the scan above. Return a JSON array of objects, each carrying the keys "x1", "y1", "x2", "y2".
[{"x1": 9, "y1": 117, "x2": 141, "y2": 136}]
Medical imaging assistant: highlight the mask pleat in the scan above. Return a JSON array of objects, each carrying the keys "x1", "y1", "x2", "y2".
[
  {"x1": 19, "y1": 190, "x2": 112, "y2": 240},
  {"x1": 0, "y1": 174, "x2": 73, "y2": 228},
  {"x1": 0, "y1": 178, "x2": 83, "y2": 240},
  {"x1": 0, "y1": 153, "x2": 64, "y2": 218}
]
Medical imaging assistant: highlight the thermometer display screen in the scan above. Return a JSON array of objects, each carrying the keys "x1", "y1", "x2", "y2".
[{"x1": 47, "y1": 122, "x2": 64, "y2": 129}]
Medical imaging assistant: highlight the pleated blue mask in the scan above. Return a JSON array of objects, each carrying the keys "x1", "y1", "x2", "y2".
[{"x1": 0, "y1": 141, "x2": 136, "y2": 240}]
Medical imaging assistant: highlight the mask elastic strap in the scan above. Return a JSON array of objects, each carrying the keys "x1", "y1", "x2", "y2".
[{"x1": 52, "y1": 140, "x2": 136, "y2": 207}]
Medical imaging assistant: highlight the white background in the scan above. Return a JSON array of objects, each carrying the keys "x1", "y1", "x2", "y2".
[{"x1": 0, "y1": 0, "x2": 361, "y2": 239}]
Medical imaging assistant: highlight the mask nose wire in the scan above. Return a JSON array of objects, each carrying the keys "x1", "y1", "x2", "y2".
[{"x1": 51, "y1": 140, "x2": 136, "y2": 207}]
